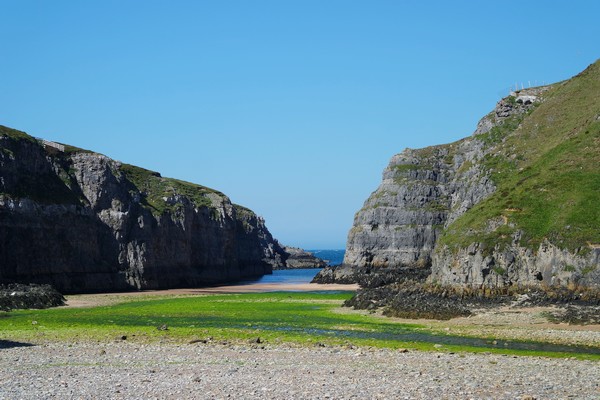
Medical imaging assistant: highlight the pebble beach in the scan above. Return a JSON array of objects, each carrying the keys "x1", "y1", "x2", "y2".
[{"x1": 1, "y1": 340, "x2": 599, "y2": 399}]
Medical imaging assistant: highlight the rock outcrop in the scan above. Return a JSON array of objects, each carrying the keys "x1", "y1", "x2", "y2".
[
  {"x1": 323, "y1": 61, "x2": 600, "y2": 291},
  {"x1": 277, "y1": 247, "x2": 327, "y2": 269},
  {"x1": 0, "y1": 127, "x2": 289, "y2": 293},
  {"x1": 0, "y1": 284, "x2": 65, "y2": 311}
]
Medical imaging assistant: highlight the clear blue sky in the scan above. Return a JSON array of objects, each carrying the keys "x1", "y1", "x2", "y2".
[{"x1": 1, "y1": 1, "x2": 599, "y2": 249}]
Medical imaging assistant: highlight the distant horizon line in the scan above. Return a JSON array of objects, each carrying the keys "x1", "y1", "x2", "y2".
[{"x1": 306, "y1": 248, "x2": 346, "y2": 251}]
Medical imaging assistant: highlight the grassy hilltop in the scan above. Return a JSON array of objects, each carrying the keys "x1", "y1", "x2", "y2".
[{"x1": 440, "y1": 60, "x2": 600, "y2": 254}]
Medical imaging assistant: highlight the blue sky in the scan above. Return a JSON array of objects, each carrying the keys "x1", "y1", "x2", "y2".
[{"x1": 1, "y1": 1, "x2": 599, "y2": 249}]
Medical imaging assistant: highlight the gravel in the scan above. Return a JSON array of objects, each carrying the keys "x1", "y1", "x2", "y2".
[{"x1": 1, "y1": 341, "x2": 599, "y2": 399}]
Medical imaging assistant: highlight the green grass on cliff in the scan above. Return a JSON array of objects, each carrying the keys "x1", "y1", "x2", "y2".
[
  {"x1": 0, "y1": 125, "x2": 37, "y2": 143},
  {"x1": 0, "y1": 125, "x2": 91, "y2": 154},
  {"x1": 0, "y1": 126, "x2": 85, "y2": 204},
  {"x1": 1, "y1": 292, "x2": 599, "y2": 359},
  {"x1": 0, "y1": 125, "x2": 225, "y2": 214},
  {"x1": 440, "y1": 60, "x2": 600, "y2": 253},
  {"x1": 120, "y1": 163, "x2": 225, "y2": 215}
]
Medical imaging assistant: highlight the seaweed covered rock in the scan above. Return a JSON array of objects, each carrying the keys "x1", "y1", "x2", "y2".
[
  {"x1": 547, "y1": 305, "x2": 600, "y2": 325},
  {"x1": 345, "y1": 281, "x2": 600, "y2": 321},
  {"x1": 311, "y1": 265, "x2": 362, "y2": 284},
  {"x1": 344, "y1": 282, "x2": 472, "y2": 320},
  {"x1": 0, "y1": 284, "x2": 65, "y2": 311}
]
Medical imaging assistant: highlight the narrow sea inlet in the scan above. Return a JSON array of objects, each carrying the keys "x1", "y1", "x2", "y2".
[
  {"x1": 237, "y1": 249, "x2": 345, "y2": 286},
  {"x1": 239, "y1": 268, "x2": 323, "y2": 286}
]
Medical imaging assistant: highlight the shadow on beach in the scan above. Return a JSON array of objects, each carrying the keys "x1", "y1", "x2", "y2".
[{"x1": 0, "y1": 340, "x2": 35, "y2": 349}]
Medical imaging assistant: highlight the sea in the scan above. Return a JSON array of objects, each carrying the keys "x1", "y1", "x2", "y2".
[
  {"x1": 240, "y1": 249, "x2": 345, "y2": 285},
  {"x1": 308, "y1": 249, "x2": 345, "y2": 266}
]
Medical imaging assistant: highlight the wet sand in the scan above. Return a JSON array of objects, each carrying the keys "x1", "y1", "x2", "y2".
[{"x1": 65, "y1": 282, "x2": 359, "y2": 308}]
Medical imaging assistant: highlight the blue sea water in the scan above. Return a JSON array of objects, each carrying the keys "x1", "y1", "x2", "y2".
[
  {"x1": 308, "y1": 249, "x2": 345, "y2": 266},
  {"x1": 237, "y1": 250, "x2": 345, "y2": 285},
  {"x1": 241, "y1": 268, "x2": 323, "y2": 285}
]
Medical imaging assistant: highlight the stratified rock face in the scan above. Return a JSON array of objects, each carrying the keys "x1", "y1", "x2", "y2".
[
  {"x1": 431, "y1": 240, "x2": 600, "y2": 288},
  {"x1": 344, "y1": 131, "x2": 494, "y2": 271},
  {"x1": 0, "y1": 129, "x2": 287, "y2": 293},
  {"x1": 342, "y1": 60, "x2": 600, "y2": 290}
]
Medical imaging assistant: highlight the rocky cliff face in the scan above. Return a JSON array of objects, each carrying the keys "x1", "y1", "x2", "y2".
[
  {"x1": 0, "y1": 128, "x2": 289, "y2": 293},
  {"x1": 340, "y1": 94, "x2": 526, "y2": 281},
  {"x1": 335, "y1": 61, "x2": 600, "y2": 290},
  {"x1": 343, "y1": 138, "x2": 493, "y2": 271},
  {"x1": 431, "y1": 239, "x2": 600, "y2": 288}
]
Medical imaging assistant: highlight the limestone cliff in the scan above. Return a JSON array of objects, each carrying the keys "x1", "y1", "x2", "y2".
[
  {"x1": 331, "y1": 60, "x2": 600, "y2": 290},
  {"x1": 0, "y1": 127, "x2": 288, "y2": 293}
]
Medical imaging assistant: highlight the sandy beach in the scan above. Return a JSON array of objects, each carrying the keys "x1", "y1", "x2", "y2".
[{"x1": 64, "y1": 282, "x2": 359, "y2": 308}]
